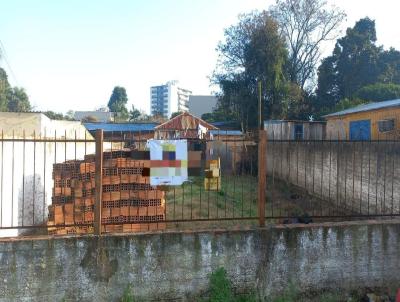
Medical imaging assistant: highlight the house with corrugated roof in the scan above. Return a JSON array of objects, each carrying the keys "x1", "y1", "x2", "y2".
[
  {"x1": 83, "y1": 122, "x2": 158, "y2": 141},
  {"x1": 154, "y1": 112, "x2": 218, "y2": 139},
  {"x1": 323, "y1": 99, "x2": 400, "y2": 140}
]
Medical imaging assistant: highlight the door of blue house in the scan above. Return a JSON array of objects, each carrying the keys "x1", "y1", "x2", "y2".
[{"x1": 349, "y1": 120, "x2": 371, "y2": 140}]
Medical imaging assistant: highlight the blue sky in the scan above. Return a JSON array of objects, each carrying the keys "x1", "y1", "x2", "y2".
[{"x1": 1, "y1": 0, "x2": 399, "y2": 114}]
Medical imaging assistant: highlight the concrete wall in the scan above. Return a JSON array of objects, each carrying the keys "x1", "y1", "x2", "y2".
[
  {"x1": 0, "y1": 113, "x2": 95, "y2": 237},
  {"x1": 266, "y1": 141, "x2": 400, "y2": 215},
  {"x1": 0, "y1": 221, "x2": 399, "y2": 301}
]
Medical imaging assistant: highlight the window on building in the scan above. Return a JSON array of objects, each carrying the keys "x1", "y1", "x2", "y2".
[
  {"x1": 294, "y1": 124, "x2": 304, "y2": 140},
  {"x1": 378, "y1": 119, "x2": 395, "y2": 132}
]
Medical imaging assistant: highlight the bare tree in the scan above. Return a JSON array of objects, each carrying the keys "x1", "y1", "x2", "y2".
[{"x1": 270, "y1": 0, "x2": 346, "y2": 89}]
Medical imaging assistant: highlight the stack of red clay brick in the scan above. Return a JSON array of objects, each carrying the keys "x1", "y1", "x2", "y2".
[{"x1": 48, "y1": 149, "x2": 165, "y2": 235}]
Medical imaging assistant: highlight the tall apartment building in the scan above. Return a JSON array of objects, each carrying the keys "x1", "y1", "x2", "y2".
[{"x1": 150, "y1": 81, "x2": 192, "y2": 118}]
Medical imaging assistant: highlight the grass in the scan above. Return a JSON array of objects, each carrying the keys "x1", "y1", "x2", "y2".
[
  {"x1": 165, "y1": 176, "x2": 259, "y2": 229},
  {"x1": 204, "y1": 268, "x2": 256, "y2": 302},
  {"x1": 120, "y1": 286, "x2": 135, "y2": 302},
  {"x1": 163, "y1": 175, "x2": 348, "y2": 230},
  {"x1": 118, "y1": 268, "x2": 364, "y2": 301}
]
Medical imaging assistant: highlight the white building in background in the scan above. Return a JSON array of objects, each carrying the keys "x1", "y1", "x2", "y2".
[
  {"x1": 74, "y1": 107, "x2": 115, "y2": 122},
  {"x1": 150, "y1": 81, "x2": 192, "y2": 118},
  {"x1": 0, "y1": 112, "x2": 95, "y2": 237},
  {"x1": 188, "y1": 95, "x2": 217, "y2": 118}
]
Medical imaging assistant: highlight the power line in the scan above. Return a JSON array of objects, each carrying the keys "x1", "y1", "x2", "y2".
[{"x1": 0, "y1": 39, "x2": 19, "y2": 86}]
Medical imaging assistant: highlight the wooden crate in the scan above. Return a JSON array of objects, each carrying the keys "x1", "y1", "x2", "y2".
[{"x1": 204, "y1": 177, "x2": 221, "y2": 191}]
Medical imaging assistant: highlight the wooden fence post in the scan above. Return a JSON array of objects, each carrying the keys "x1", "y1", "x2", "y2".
[
  {"x1": 258, "y1": 129, "x2": 267, "y2": 227},
  {"x1": 94, "y1": 129, "x2": 103, "y2": 235}
]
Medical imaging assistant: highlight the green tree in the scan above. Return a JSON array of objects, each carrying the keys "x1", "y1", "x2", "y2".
[
  {"x1": 129, "y1": 104, "x2": 141, "y2": 121},
  {"x1": 355, "y1": 83, "x2": 400, "y2": 102},
  {"x1": 332, "y1": 98, "x2": 368, "y2": 113},
  {"x1": 108, "y1": 86, "x2": 128, "y2": 120},
  {"x1": 7, "y1": 87, "x2": 31, "y2": 112},
  {"x1": 316, "y1": 18, "x2": 381, "y2": 107},
  {"x1": 66, "y1": 110, "x2": 75, "y2": 120},
  {"x1": 170, "y1": 111, "x2": 182, "y2": 118},
  {"x1": 0, "y1": 67, "x2": 33, "y2": 112},
  {"x1": 0, "y1": 68, "x2": 11, "y2": 111},
  {"x1": 43, "y1": 111, "x2": 65, "y2": 120},
  {"x1": 213, "y1": 11, "x2": 291, "y2": 130},
  {"x1": 315, "y1": 17, "x2": 400, "y2": 115},
  {"x1": 378, "y1": 48, "x2": 400, "y2": 84},
  {"x1": 270, "y1": 0, "x2": 345, "y2": 89}
]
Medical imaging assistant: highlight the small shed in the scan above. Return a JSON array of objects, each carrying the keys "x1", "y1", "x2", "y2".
[
  {"x1": 154, "y1": 112, "x2": 218, "y2": 139},
  {"x1": 264, "y1": 120, "x2": 326, "y2": 140},
  {"x1": 323, "y1": 99, "x2": 400, "y2": 140}
]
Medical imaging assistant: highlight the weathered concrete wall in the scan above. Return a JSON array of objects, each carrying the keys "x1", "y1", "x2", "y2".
[
  {"x1": 0, "y1": 221, "x2": 399, "y2": 301},
  {"x1": 266, "y1": 141, "x2": 400, "y2": 215}
]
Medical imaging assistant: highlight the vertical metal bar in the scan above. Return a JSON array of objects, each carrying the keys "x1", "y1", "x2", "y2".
[
  {"x1": 390, "y1": 140, "x2": 395, "y2": 215},
  {"x1": 216, "y1": 129, "x2": 220, "y2": 218},
  {"x1": 328, "y1": 138, "x2": 332, "y2": 216},
  {"x1": 73, "y1": 130, "x2": 77, "y2": 226},
  {"x1": 54, "y1": 130, "x2": 57, "y2": 225},
  {"x1": 359, "y1": 140, "x2": 363, "y2": 213},
  {"x1": 190, "y1": 181, "x2": 193, "y2": 220},
  {"x1": 351, "y1": 140, "x2": 356, "y2": 213},
  {"x1": 258, "y1": 81, "x2": 262, "y2": 129},
  {"x1": 320, "y1": 140, "x2": 324, "y2": 198},
  {"x1": 258, "y1": 130, "x2": 267, "y2": 227},
  {"x1": 296, "y1": 138, "x2": 299, "y2": 185},
  {"x1": 249, "y1": 133, "x2": 254, "y2": 217},
  {"x1": 367, "y1": 140, "x2": 371, "y2": 215},
  {"x1": 232, "y1": 137, "x2": 236, "y2": 218},
  {"x1": 62, "y1": 130, "x2": 67, "y2": 227},
  {"x1": 312, "y1": 139, "x2": 316, "y2": 195},
  {"x1": 94, "y1": 129, "x2": 103, "y2": 235},
  {"x1": 207, "y1": 181, "x2": 210, "y2": 219},
  {"x1": 22, "y1": 130, "x2": 26, "y2": 226},
  {"x1": 33, "y1": 131, "x2": 36, "y2": 225},
  {"x1": 288, "y1": 138, "x2": 291, "y2": 183},
  {"x1": 11, "y1": 130, "x2": 14, "y2": 227},
  {"x1": 344, "y1": 141, "x2": 348, "y2": 211},
  {"x1": 375, "y1": 141, "x2": 379, "y2": 214},
  {"x1": 0, "y1": 130, "x2": 3, "y2": 227},
  {"x1": 317, "y1": 141, "x2": 322, "y2": 216},
  {"x1": 182, "y1": 182, "x2": 184, "y2": 220},
  {"x1": 382, "y1": 139, "x2": 387, "y2": 213},
  {"x1": 240, "y1": 137, "x2": 244, "y2": 218},
  {"x1": 336, "y1": 139, "x2": 340, "y2": 214},
  {"x1": 271, "y1": 128, "x2": 275, "y2": 218},
  {"x1": 280, "y1": 122, "x2": 283, "y2": 178},
  {"x1": 43, "y1": 130, "x2": 47, "y2": 223},
  {"x1": 173, "y1": 186, "x2": 176, "y2": 220},
  {"x1": 224, "y1": 129, "x2": 228, "y2": 218},
  {"x1": 304, "y1": 140, "x2": 307, "y2": 191}
]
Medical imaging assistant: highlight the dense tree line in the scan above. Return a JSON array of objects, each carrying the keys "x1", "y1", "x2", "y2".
[
  {"x1": 0, "y1": 67, "x2": 31, "y2": 112},
  {"x1": 315, "y1": 17, "x2": 400, "y2": 115},
  {"x1": 207, "y1": 0, "x2": 400, "y2": 129}
]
